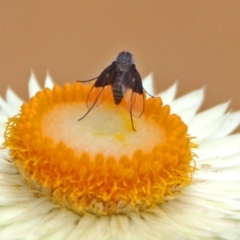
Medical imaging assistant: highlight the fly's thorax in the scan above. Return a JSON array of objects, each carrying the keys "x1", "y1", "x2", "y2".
[
  {"x1": 116, "y1": 63, "x2": 132, "y2": 72},
  {"x1": 116, "y1": 52, "x2": 133, "y2": 65},
  {"x1": 116, "y1": 52, "x2": 133, "y2": 72}
]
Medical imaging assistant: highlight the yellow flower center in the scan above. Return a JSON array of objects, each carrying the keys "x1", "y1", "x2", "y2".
[{"x1": 4, "y1": 82, "x2": 196, "y2": 216}]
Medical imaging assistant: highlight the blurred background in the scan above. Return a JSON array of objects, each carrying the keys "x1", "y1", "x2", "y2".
[{"x1": 0, "y1": 1, "x2": 240, "y2": 114}]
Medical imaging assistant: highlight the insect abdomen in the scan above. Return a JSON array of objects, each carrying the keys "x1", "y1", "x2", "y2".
[{"x1": 112, "y1": 83, "x2": 123, "y2": 105}]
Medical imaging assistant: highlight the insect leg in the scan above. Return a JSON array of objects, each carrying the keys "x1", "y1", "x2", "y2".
[
  {"x1": 143, "y1": 87, "x2": 155, "y2": 98},
  {"x1": 78, "y1": 88, "x2": 104, "y2": 121},
  {"x1": 129, "y1": 91, "x2": 136, "y2": 131},
  {"x1": 76, "y1": 77, "x2": 98, "y2": 83},
  {"x1": 129, "y1": 110, "x2": 136, "y2": 131}
]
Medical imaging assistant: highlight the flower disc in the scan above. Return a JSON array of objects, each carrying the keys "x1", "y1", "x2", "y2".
[{"x1": 4, "y1": 82, "x2": 196, "y2": 216}]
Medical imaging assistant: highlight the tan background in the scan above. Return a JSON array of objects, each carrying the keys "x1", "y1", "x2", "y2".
[{"x1": 0, "y1": 1, "x2": 240, "y2": 115}]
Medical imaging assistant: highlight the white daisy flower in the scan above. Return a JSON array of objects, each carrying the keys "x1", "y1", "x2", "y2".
[{"x1": 0, "y1": 72, "x2": 240, "y2": 240}]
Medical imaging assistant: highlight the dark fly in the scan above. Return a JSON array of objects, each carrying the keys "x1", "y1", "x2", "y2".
[{"x1": 77, "y1": 51, "x2": 151, "y2": 131}]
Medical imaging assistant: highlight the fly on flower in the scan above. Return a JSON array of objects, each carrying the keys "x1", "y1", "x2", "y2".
[{"x1": 77, "y1": 51, "x2": 152, "y2": 131}]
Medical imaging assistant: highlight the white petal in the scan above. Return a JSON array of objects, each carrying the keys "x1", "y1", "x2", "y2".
[
  {"x1": 69, "y1": 215, "x2": 100, "y2": 240},
  {"x1": 28, "y1": 72, "x2": 41, "y2": 98},
  {"x1": 177, "y1": 104, "x2": 202, "y2": 125},
  {"x1": 5, "y1": 88, "x2": 24, "y2": 112},
  {"x1": 129, "y1": 213, "x2": 152, "y2": 235},
  {"x1": 198, "y1": 153, "x2": 240, "y2": 169},
  {"x1": 0, "y1": 114, "x2": 7, "y2": 144},
  {"x1": 189, "y1": 102, "x2": 230, "y2": 139},
  {"x1": 194, "y1": 167, "x2": 240, "y2": 181},
  {"x1": 195, "y1": 133, "x2": 240, "y2": 159},
  {"x1": 211, "y1": 111, "x2": 240, "y2": 138},
  {"x1": 165, "y1": 196, "x2": 240, "y2": 239},
  {"x1": 0, "y1": 97, "x2": 16, "y2": 117},
  {"x1": 192, "y1": 111, "x2": 240, "y2": 141},
  {"x1": 0, "y1": 151, "x2": 15, "y2": 173},
  {"x1": 0, "y1": 216, "x2": 41, "y2": 240},
  {"x1": 158, "y1": 82, "x2": 178, "y2": 105},
  {"x1": 170, "y1": 88, "x2": 205, "y2": 113},
  {"x1": 28, "y1": 210, "x2": 78, "y2": 240},
  {"x1": 190, "y1": 114, "x2": 226, "y2": 141},
  {"x1": 171, "y1": 88, "x2": 205, "y2": 124},
  {"x1": 142, "y1": 73, "x2": 155, "y2": 96},
  {"x1": 44, "y1": 71, "x2": 54, "y2": 89},
  {"x1": 0, "y1": 112, "x2": 7, "y2": 125}
]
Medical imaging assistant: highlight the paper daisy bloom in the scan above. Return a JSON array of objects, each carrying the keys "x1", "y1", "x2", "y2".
[{"x1": 1, "y1": 72, "x2": 240, "y2": 240}]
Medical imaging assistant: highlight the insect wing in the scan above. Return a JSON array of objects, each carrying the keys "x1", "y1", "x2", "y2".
[
  {"x1": 85, "y1": 85, "x2": 105, "y2": 109},
  {"x1": 85, "y1": 63, "x2": 117, "y2": 109},
  {"x1": 124, "y1": 89, "x2": 144, "y2": 117},
  {"x1": 123, "y1": 66, "x2": 144, "y2": 117}
]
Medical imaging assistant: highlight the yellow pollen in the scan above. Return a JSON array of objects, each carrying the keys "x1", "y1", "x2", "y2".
[{"x1": 4, "y1": 82, "x2": 197, "y2": 216}]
